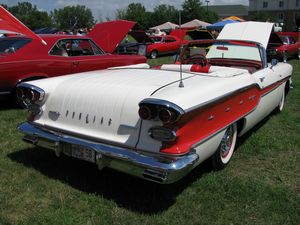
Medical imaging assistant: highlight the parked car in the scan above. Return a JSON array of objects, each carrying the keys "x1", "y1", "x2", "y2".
[
  {"x1": 18, "y1": 22, "x2": 293, "y2": 184},
  {"x1": 0, "y1": 6, "x2": 146, "y2": 105},
  {"x1": 267, "y1": 32, "x2": 300, "y2": 62},
  {"x1": 147, "y1": 29, "x2": 214, "y2": 59},
  {"x1": 117, "y1": 29, "x2": 214, "y2": 59},
  {"x1": 147, "y1": 35, "x2": 181, "y2": 59}
]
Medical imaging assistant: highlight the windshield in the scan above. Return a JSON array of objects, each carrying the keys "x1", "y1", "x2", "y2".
[
  {"x1": 0, "y1": 38, "x2": 31, "y2": 54},
  {"x1": 206, "y1": 42, "x2": 261, "y2": 61}
]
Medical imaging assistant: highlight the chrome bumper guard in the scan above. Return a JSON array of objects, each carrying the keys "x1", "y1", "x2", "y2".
[{"x1": 18, "y1": 122, "x2": 199, "y2": 184}]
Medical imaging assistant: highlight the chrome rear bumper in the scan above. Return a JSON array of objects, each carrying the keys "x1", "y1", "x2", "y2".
[{"x1": 18, "y1": 122, "x2": 199, "y2": 184}]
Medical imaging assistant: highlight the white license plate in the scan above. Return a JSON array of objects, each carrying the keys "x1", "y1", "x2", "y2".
[{"x1": 71, "y1": 145, "x2": 95, "y2": 163}]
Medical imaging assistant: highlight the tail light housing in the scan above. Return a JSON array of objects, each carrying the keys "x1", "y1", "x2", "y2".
[
  {"x1": 138, "y1": 99, "x2": 184, "y2": 124},
  {"x1": 158, "y1": 108, "x2": 178, "y2": 123},
  {"x1": 16, "y1": 83, "x2": 45, "y2": 114},
  {"x1": 138, "y1": 99, "x2": 185, "y2": 143}
]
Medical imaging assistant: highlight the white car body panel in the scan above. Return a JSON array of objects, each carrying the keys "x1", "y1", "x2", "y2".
[{"x1": 31, "y1": 66, "x2": 253, "y2": 151}]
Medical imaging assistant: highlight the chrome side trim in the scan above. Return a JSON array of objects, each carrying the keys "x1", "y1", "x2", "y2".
[
  {"x1": 185, "y1": 76, "x2": 291, "y2": 113},
  {"x1": 18, "y1": 122, "x2": 199, "y2": 184}
]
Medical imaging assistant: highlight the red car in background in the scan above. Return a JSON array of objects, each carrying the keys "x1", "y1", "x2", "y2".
[
  {"x1": 0, "y1": 6, "x2": 146, "y2": 105},
  {"x1": 147, "y1": 35, "x2": 181, "y2": 59},
  {"x1": 267, "y1": 32, "x2": 300, "y2": 62},
  {"x1": 147, "y1": 29, "x2": 214, "y2": 59}
]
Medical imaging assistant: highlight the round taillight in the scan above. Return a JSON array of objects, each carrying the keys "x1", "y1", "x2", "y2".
[
  {"x1": 158, "y1": 108, "x2": 177, "y2": 123},
  {"x1": 138, "y1": 105, "x2": 152, "y2": 120}
]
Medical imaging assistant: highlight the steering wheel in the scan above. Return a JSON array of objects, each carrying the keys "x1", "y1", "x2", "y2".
[{"x1": 185, "y1": 54, "x2": 208, "y2": 66}]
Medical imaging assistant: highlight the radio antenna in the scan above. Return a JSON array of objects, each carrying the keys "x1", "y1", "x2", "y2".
[{"x1": 178, "y1": 10, "x2": 184, "y2": 88}]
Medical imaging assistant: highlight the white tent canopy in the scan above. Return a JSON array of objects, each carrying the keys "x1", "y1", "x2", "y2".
[
  {"x1": 181, "y1": 19, "x2": 211, "y2": 28},
  {"x1": 150, "y1": 22, "x2": 178, "y2": 30}
]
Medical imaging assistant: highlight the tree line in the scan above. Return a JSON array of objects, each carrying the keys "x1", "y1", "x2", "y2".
[{"x1": 1, "y1": 0, "x2": 218, "y2": 31}]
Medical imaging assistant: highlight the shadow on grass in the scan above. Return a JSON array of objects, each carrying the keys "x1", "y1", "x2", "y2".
[
  {"x1": 8, "y1": 147, "x2": 212, "y2": 214},
  {"x1": 7, "y1": 109, "x2": 281, "y2": 214},
  {"x1": 0, "y1": 96, "x2": 18, "y2": 110},
  {"x1": 235, "y1": 112, "x2": 274, "y2": 151}
]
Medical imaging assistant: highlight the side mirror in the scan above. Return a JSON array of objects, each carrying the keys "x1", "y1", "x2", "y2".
[{"x1": 270, "y1": 58, "x2": 278, "y2": 69}]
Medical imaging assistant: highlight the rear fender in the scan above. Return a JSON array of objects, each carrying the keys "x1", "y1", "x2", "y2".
[{"x1": 15, "y1": 74, "x2": 48, "y2": 88}]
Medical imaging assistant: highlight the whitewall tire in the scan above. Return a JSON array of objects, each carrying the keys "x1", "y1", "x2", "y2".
[
  {"x1": 277, "y1": 90, "x2": 285, "y2": 112},
  {"x1": 212, "y1": 123, "x2": 237, "y2": 170}
]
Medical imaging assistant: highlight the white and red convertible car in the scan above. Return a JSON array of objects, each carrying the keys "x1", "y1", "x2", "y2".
[{"x1": 18, "y1": 22, "x2": 293, "y2": 184}]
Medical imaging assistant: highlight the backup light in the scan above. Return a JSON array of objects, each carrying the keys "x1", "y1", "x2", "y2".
[{"x1": 148, "y1": 127, "x2": 177, "y2": 142}]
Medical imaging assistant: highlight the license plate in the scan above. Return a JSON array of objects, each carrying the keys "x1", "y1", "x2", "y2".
[{"x1": 71, "y1": 145, "x2": 95, "y2": 163}]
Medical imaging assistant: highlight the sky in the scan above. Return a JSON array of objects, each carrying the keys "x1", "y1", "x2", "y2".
[{"x1": 1, "y1": 0, "x2": 249, "y2": 21}]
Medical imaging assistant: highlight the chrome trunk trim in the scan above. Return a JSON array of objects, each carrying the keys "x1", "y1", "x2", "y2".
[{"x1": 18, "y1": 122, "x2": 199, "y2": 184}]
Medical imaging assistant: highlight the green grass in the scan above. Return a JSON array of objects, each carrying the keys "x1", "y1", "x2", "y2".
[{"x1": 0, "y1": 59, "x2": 299, "y2": 225}]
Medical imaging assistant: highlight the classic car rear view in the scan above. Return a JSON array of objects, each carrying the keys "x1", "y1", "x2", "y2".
[{"x1": 18, "y1": 22, "x2": 293, "y2": 184}]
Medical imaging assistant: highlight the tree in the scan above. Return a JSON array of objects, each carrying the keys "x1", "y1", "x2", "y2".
[
  {"x1": 51, "y1": 5, "x2": 95, "y2": 30},
  {"x1": 8, "y1": 2, "x2": 52, "y2": 30},
  {"x1": 116, "y1": 3, "x2": 151, "y2": 30},
  {"x1": 181, "y1": 0, "x2": 218, "y2": 24},
  {"x1": 204, "y1": 10, "x2": 219, "y2": 24},
  {"x1": 0, "y1": 4, "x2": 8, "y2": 9},
  {"x1": 181, "y1": 0, "x2": 205, "y2": 23},
  {"x1": 151, "y1": 4, "x2": 179, "y2": 25}
]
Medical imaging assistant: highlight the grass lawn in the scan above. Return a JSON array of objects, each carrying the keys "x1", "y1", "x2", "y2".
[{"x1": 0, "y1": 59, "x2": 299, "y2": 225}]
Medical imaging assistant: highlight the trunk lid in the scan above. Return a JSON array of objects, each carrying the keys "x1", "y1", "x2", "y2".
[
  {"x1": 34, "y1": 68, "x2": 194, "y2": 148},
  {"x1": 217, "y1": 21, "x2": 273, "y2": 49}
]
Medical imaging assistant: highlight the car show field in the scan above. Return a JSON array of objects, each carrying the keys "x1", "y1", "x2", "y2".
[
  {"x1": 0, "y1": 58, "x2": 299, "y2": 225},
  {"x1": 1, "y1": 4, "x2": 300, "y2": 225}
]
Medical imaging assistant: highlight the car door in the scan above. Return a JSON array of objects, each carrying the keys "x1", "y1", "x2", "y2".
[
  {"x1": 252, "y1": 64, "x2": 281, "y2": 115},
  {"x1": 67, "y1": 39, "x2": 115, "y2": 73},
  {"x1": 47, "y1": 40, "x2": 74, "y2": 77}
]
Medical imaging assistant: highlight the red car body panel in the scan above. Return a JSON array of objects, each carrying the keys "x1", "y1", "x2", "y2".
[
  {"x1": 276, "y1": 32, "x2": 300, "y2": 42},
  {"x1": 0, "y1": 8, "x2": 146, "y2": 95},
  {"x1": 87, "y1": 20, "x2": 136, "y2": 53}
]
